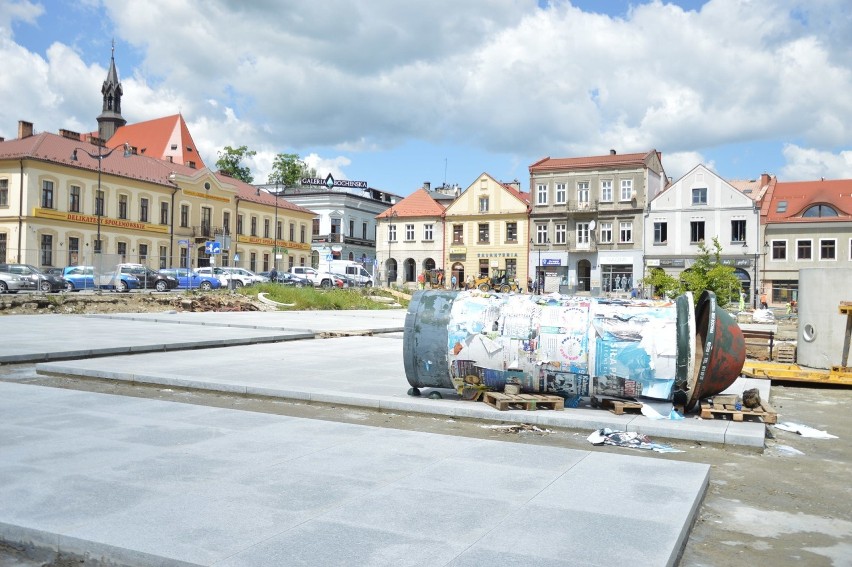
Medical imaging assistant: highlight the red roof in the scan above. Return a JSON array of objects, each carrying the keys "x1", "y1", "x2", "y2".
[
  {"x1": 0, "y1": 130, "x2": 314, "y2": 216},
  {"x1": 376, "y1": 187, "x2": 446, "y2": 218},
  {"x1": 764, "y1": 178, "x2": 852, "y2": 223},
  {"x1": 109, "y1": 114, "x2": 205, "y2": 169},
  {"x1": 529, "y1": 150, "x2": 658, "y2": 172}
]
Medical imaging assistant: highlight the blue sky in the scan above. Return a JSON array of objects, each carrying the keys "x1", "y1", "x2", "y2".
[{"x1": 2, "y1": 0, "x2": 851, "y2": 197}]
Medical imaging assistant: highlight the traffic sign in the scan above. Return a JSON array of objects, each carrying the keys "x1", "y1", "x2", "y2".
[{"x1": 205, "y1": 241, "x2": 222, "y2": 254}]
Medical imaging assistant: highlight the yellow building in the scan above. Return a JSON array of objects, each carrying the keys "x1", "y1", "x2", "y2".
[
  {"x1": 0, "y1": 120, "x2": 314, "y2": 272},
  {"x1": 442, "y1": 173, "x2": 531, "y2": 288}
]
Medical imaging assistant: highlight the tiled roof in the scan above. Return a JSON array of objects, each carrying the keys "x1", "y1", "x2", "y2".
[
  {"x1": 376, "y1": 188, "x2": 445, "y2": 218},
  {"x1": 109, "y1": 114, "x2": 205, "y2": 169},
  {"x1": 529, "y1": 150, "x2": 657, "y2": 171},
  {"x1": 765, "y1": 178, "x2": 852, "y2": 223},
  {"x1": 0, "y1": 130, "x2": 314, "y2": 216},
  {"x1": 502, "y1": 183, "x2": 530, "y2": 205}
]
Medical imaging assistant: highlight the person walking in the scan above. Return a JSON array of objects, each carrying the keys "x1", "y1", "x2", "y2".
[
  {"x1": 450, "y1": 274, "x2": 457, "y2": 290},
  {"x1": 760, "y1": 292, "x2": 768, "y2": 309}
]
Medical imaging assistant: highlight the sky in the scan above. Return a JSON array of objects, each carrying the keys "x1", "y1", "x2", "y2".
[{"x1": 1, "y1": 0, "x2": 851, "y2": 197}]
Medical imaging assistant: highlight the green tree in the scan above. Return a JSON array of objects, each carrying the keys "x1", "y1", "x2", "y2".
[
  {"x1": 215, "y1": 145, "x2": 256, "y2": 183},
  {"x1": 643, "y1": 238, "x2": 743, "y2": 307},
  {"x1": 268, "y1": 153, "x2": 316, "y2": 186}
]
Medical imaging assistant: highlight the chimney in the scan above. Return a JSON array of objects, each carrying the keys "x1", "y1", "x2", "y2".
[
  {"x1": 760, "y1": 173, "x2": 770, "y2": 187},
  {"x1": 18, "y1": 120, "x2": 34, "y2": 139},
  {"x1": 59, "y1": 129, "x2": 81, "y2": 141},
  {"x1": 610, "y1": 149, "x2": 616, "y2": 155},
  {"x1": 86, "y1": 134, "x2": 105, "y2": 147},
  {"x1": 424, "y1": 181, "x2": 431, "y2": 191}
]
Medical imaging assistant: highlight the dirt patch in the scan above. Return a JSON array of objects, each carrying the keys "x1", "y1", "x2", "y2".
[{"x1": 0, "y1": 291, "x2": 275, "y2": 316}]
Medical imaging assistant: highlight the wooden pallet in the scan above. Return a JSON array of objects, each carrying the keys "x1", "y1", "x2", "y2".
[
  {"x1": 700, "y1": 400, "x2": 777, "y2": 424},
  {"x1": 776, "y1": 343, "x2": 796, "y2": 364},
  {"x1": 590, "y1": 396, "x2": 643, "y2": 415},
  {"x1": 482, "y1": 392, "x2": 565, "y2": 411}
]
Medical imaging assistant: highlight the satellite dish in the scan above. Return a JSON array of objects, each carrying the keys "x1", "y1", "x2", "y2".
[{"x1": 589, "y1": 220, "x2": 596, "y2": 231}]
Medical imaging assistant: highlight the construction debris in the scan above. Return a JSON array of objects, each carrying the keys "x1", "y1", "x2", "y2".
[{"x1": 587, "y1": 428, "x2": 683, "y2": 453}]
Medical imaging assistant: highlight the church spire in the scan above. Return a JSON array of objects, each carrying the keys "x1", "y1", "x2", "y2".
[{"x1": 97, "y1": 39, "x2": 126, "y2": 141}]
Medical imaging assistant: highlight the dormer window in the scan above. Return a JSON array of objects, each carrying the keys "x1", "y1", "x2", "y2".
[
  {"x1": 802, "y1": 204, "x2": 838, "y2": 217},
  {"x1": 776, "y1": 201, "x2": 787, "y2": 213}
]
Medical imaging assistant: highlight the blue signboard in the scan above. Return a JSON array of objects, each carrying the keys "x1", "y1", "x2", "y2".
[{"x1": 205, "y1": 241, "x2": 222, "y2": 255}]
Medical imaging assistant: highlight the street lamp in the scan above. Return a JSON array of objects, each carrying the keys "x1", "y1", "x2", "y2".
[
  {"x1": 70, "y1": 142, "x2": 131, "y2": 256},
  {"x1": 387, "y1": 209, "x2": 397, "y2": 287},
  {"x1": 742, "y1": 241, "x2": 759, "y2": 308},
  {"x1": 530, "y1": 236, "x2": 550, "y2": 293}
]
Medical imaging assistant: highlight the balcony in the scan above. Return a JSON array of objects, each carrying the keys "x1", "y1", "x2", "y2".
[
  {"x1": 312, "y1": 233, "x2": 343, "y2": 244},
  {"x1": 192, "y1": 225, "x2": 223, "y2": 241},
  {"x1": 567, "y1": 199, "x2": 599, "y2": 213}
]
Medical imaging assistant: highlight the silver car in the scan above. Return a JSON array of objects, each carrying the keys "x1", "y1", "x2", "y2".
[{"x1": 0, "y1": 270, "x2": 36, "y2": 293}]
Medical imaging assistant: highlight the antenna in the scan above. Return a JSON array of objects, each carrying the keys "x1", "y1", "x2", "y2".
[{"x1": 443, "y1": 158, "x2": 447, "y2": 186}]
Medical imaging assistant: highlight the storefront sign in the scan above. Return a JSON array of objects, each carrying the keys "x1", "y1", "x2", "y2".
[
  {"x1": 301, "y1": 174, "x2": 368, "y2": 189},
  {"x1": 543, "y1": 259, "x2": 562, "y2": 266}
]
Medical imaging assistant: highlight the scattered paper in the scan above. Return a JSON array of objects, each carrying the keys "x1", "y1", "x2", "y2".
[
  {"x1": 774, "y1": 422, "x2": 838, "y2": 439},
  {"x1": 587, "y1": 428, "x2": 684, "y2": 453}
]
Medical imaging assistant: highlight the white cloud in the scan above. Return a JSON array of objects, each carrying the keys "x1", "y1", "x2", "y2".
[{"x1": 781, "y1": 145, "x2": 852, "y2": 181}]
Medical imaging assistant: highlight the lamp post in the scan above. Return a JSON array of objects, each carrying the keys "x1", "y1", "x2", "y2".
[
  {"x1": 530, "y1": 236, "x2": 550, "y2": 293},
  {"x1": 742, "y1": 241, "x2": 760, "y2": 308},
  {"x1": 387, "y1": 209, "x2": 397, "y2": 287},
  {"x1": 70, "y1": 142, "x2": 130, "y2": 257},
  {"x1": 273, "y1": 182, "x2": 280, "y2": 273}
]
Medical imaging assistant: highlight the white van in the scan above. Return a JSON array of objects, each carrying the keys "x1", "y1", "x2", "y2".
[
  {"x1": 289, "y1": 266, "x2": 339, "y2": 288},
  {"x1": 326, "y1": 261, "x2": 373, "y2": 286}
]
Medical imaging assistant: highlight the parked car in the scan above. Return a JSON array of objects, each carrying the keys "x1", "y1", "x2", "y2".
[
  {"x1": 160, "y1": 268, "x2": 221, "y2": 291},
  {"x1": 0, "y1": 270, "x2": 35, "y2": 293},
  {"x1": 117, "y1": 264, "x2": 178, "y2": 292},
  {"x1": 0, "y1": 263, "x2": 66, "y2": 292},
  {"x1": 62, "y1": 265, "x2": 140, "y2": 292},
  {"x1": 196, "y1": 266, "x2": 249, "y2": 288},
  {"x1": 289, "y1": 266, "x2": 341, "y2": 288},
  {"x1": 260, "y1": 270, "x2": 310, "y2": 287},
  {"x1": 330, "y1": 272, "x2": 356, "y2": 288}
]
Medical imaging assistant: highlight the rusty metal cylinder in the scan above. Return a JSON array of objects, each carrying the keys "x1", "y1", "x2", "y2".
[{"x1": 403, "y1": 290, "x2": 745, "y2": 409}]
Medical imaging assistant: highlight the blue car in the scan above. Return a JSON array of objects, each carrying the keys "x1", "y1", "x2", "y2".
[
  {"x1": 62, "y1": 266, "x2": 140, "y2": 292},
  {"x1": 160, "y1": 268, "x2": 221, "y2": 291}
]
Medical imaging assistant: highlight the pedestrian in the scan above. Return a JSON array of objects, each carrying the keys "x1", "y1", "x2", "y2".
[
  {"x1": 450, "y1": 274, "x2": 457, "y2": 290},
  {"x1": 269, "y1": 267, "x2": 278, "y2": 283},
  {"x1": 760, "y1": 292, "x2": 768, "y2": 310},
  {"x1": 739, "y1": 291, "x2": 745, "y2": 312},
  {"x1": 417, "y1": 272, "x2": 425, "y2": 290}
]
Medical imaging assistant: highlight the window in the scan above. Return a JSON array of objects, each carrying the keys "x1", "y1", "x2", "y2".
[
  {"x1": 776, "y1": 201, "x2": 787, "y2": 213},
  {"x1": 263, "y1": 218, "x2": 270, "y2": 238},
  {"x1": 66, "y1": 237, "x2": 78, "y2": 265},
  {"x1": 554, "y1": 223, "x2": 566, "y2": 245},
  {"x1": 94, "y1": 235, "x2": 101, "y2": 254},
  {"x1": 452, "y1": 224, "x2": 463, "y2": 244},
  {"x1": 405, "y1": 224, "x2": 415, "y2": 241},
  {"x1": 506, "y1": 258, "x2": 516, "y2": 278},
  {"x1": 600, "y1": 180, "x2": 612, "y2": 202},
  {"x1": 797, "y1": 240, "x2": 812, "y2": 260},
  {"x1": 424, "y1": 224, "x2": 434, "y2": 241},
  {"x1": 140, "y1": 198, "x2": 149, "y2": 222},
  {"x1": 250, "y1": 216, "x2": 257, "y2": 236},
  {"x1": 40, "y1": 234, "x2": 53, "y2": 266},
  {"x1": 620, "y1": 179, "x2": 633, "y2": 201},
  {"x1": 223, "y1": 211, "x2": 231, "y2": 235},
  {"x1": 690, "y1": 221, "x2": 705, "y2": 243},
  {"x1": 536, "y1": 184, "x2": 547, "y2": 205},
  {"x1": 577, "y1": 182, "x2": 589, "y2": 205},
  {"x1": 731, "y1": 219, "x2": 746, "y2": 242},
  {"x1": 289, "y1": 222, "x2": 295, "y2": 241},
  {"x1": 139, "y1": 244, "x2": 148, "y2": 263},
  {"x1": 250, "y1": 252, "x2": 256, "y2": 272},
  {"x1": 237, "y1": 214, "x2": 244, "y2": 235},
  {"x1": 478, "y1": 223, "x2": 489, "y2": 243},
  {"x1": 159, "y1": 246, "x2": 168, "y2": 269},
  {"x1": 555, "y1": 183, "x2": 566, "y2": 204},
  {"x1": 180, "y1": 205, "x2": 189, "y2": 228},
  {"x1": 300, "y1": 225, "x2": 306, "y2": 243},
  {"x1": 803, "y1": 204, "x2": 839, "y2": 217},
  {"x1": 600, "y1": 222, "x2": 613, "y2": 243},
  {"x1": 576, "y1": 222, "x2": 590, "y2": 246},
  {"x1": 654, "y1": 221, "x2": 667, "y2": 244},
  {"x1": 771, "y1": 240, "x2": 787, "y2": 260},
  {"x1": 692, "y1": 188, "x2": 707, "y2": 205},
  {"x1": 42, "y1": 180, "x2": 54, "y2": 208},
  {"x1": 820, "y1": 239, "x2": 836, "y2": 260},
  {"x1": 95, "y1": 190, "x2": 104, "y2": 216},
  {"x1": 117, "y1": 241, "x2": 127, "y2": 262},
  {"x1": 536, "y1": 224, "x2": 548, "y2": 244},
  {"x1": 349, "y1": 219, "x2": 354, "y2": 237},
  {"x1": 362, "y1": 222, "x2": 367, "y2": 239},
  {"x1": 118, "y1": 194, "x2": 128, "y2": 219},
  {"x1": 619, "y1": 221, "x2": 632, "y2": 243},
  {"x1": 479, "y1": 196, "x2": 489, "y2": 212},
  {"x1": 505, "y1": 222, "x2": 517, "y2": 242},
  {"x1": 0, "y1": 233, "x2": 6, "y2": 263},
  {"x1": 160, "y1": 202, "x2": 169, "y2": 225},
  {"x1": 388, "y1": 223, "x2": 397, "y2": 242},
  {"x1": 0, "y1": 179, "x2": 7, "y2": 206},
  {"x1": 68, "y1": 185, "x2": 80, "y2": 212}
]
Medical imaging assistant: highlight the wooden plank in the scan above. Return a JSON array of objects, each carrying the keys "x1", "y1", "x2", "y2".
[{"x1": 482, "y1": 391, "x2": 564, "y2": 411}]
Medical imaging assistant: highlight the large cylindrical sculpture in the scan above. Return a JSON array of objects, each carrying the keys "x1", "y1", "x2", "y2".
[{"x1": 404, "y1": 290, "x2": 745, "y2": 410}]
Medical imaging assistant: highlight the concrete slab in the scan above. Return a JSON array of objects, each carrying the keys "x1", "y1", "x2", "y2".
[
  {"x1": 35, "y1": 334, "x2": 767, "y2": 448},
  {"x1": 0, "y1": 382, "x2": 709, "y2": 567},
  {"x1": 0, "y1": 314, "x2": 314, "y2": 364}
]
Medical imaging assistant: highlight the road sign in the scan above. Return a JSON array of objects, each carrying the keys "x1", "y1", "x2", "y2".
[
  {"x1": 178, "y1": 239, "x2": 190, "y2": 246},
  {"x1": 205, "y1": 241, "x2": 222, "y2": 254},
  {"x1": 325, "y1": 254, "x2": 333, "y2": 261}
]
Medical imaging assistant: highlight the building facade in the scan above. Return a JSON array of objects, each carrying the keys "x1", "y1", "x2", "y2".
[
  {"x1": 645, "y1": 165, "x2": 762, "y2": 304},
  {"x1": 442, "y1": 173, "x2": 530, "y2": 288},
  {"x1": 528, "y1": 150, "x2": 667, "y2": 295},
  {"x1": 376, "y1": 187, "x2": 447, "y2": 286},
  {"x1": 761, "y1": 178, "x2": 852, "y2": 306}
]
